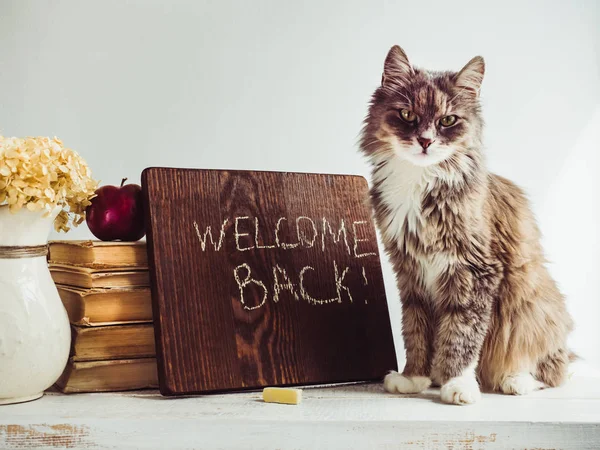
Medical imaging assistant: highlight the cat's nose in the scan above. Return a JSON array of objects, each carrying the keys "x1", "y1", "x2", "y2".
[{"x1": 417, "y1": 137, "x2": 433, "y2": 150}]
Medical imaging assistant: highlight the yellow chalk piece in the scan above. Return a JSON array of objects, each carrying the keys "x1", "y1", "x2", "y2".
[{"x1": 262, "y1": 387, "x2": 302, "y2": 405}]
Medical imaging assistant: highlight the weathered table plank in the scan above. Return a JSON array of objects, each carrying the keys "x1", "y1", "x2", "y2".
[{"x1": 1, "y1": 372, "x2": 600, "y2": 449}]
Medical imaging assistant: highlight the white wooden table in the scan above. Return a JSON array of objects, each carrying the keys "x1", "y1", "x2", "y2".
[{"x1": 2, "y1": 370, "x2": 600, "y2": 449}]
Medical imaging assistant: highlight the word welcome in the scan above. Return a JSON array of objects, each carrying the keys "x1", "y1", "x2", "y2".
[{"x1": 192, "y1": 216, "x2": 376, "y2": 258}]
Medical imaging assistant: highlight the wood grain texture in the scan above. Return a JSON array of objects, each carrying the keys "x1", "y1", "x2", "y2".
[{"x1": 142, "y1": 167, "x2": 397, "y2": 395}]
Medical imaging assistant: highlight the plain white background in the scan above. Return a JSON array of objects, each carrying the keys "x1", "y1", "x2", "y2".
[{"x1": 1, "y1": 0, "x2": 599, "y2": 367}]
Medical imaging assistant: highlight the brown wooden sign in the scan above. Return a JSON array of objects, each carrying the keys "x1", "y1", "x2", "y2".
[{"x1": 142, "y1": 167, "x2": 397, "y2": 395}]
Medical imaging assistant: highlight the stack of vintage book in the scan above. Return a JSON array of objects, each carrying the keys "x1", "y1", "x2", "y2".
[{"x1": 49, "y1": 240, "x2": 158, "y2": 393}]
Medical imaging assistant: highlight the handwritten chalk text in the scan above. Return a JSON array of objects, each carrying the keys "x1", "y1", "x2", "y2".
[
  {"x1": 193, "y1": 216, "x2": 375, "y2": 256},
  {"x1": 234, "y1": 261, "x2": 366, "y2": 310},
  {"x1": 192, "y1": 216, "x2": 377, "y2": 310}
]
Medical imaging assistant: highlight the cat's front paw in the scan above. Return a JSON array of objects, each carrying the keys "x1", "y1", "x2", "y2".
[
  {"x1": 440, "y1": 375, "x2": 481, "y2": 405},
  {"x1": 500, "y1": 373, "x2": 545, "y2": 395},
  {"x1": 384, "y1": 371, "x2": 432, "y2": 394}
]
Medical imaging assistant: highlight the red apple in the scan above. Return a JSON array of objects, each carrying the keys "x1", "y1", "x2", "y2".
[{"x1": 86, "y1": 178, "x2": 145, "y2": 241}]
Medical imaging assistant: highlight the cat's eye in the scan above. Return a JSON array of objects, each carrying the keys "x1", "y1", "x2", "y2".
[
  {"x1": 440, "y1": 115, "x2": 457, "y2": 127},
  {"x1": 399, "y1": 109, "x2": 417, "y2": 123}
]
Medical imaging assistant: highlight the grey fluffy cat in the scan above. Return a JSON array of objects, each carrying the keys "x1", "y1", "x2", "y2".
[{"x1": 360, "y1": 46, "x2": 573, "y2": 405}]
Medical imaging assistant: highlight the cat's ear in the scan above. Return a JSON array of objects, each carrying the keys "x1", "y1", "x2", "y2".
[
  {"x1": 455, "y1": 56, "x2": 485, "y2": 97},
  {"x1": 382, "y1": 45, "x2": 413, "y2": 86}
]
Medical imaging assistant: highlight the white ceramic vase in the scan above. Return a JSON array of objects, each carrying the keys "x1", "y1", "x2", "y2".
[{"x1": 0, "y1": 205, "x2": 71, "y2": 405}]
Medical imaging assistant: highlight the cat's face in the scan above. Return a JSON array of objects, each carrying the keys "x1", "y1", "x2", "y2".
[{"x1": 363, "y1": 46, "x2": 485, "y2": 168}]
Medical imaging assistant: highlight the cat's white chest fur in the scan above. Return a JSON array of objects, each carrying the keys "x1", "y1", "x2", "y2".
[
  {"x1": 373, "y1": 156, "x2": 448, "y2": 294},
  {"x1": 374, "y1": 156, "x2": 430, "y2": 245}
]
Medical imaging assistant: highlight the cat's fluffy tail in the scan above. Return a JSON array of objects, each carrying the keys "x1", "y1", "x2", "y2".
[{"x1": 536, "y1": 348, "x2": 572, "y2": 387}]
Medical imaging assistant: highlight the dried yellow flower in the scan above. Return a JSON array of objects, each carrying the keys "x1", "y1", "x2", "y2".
[{"x1": 0, "y1": 136, "x2": 98, "y2": 232}]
